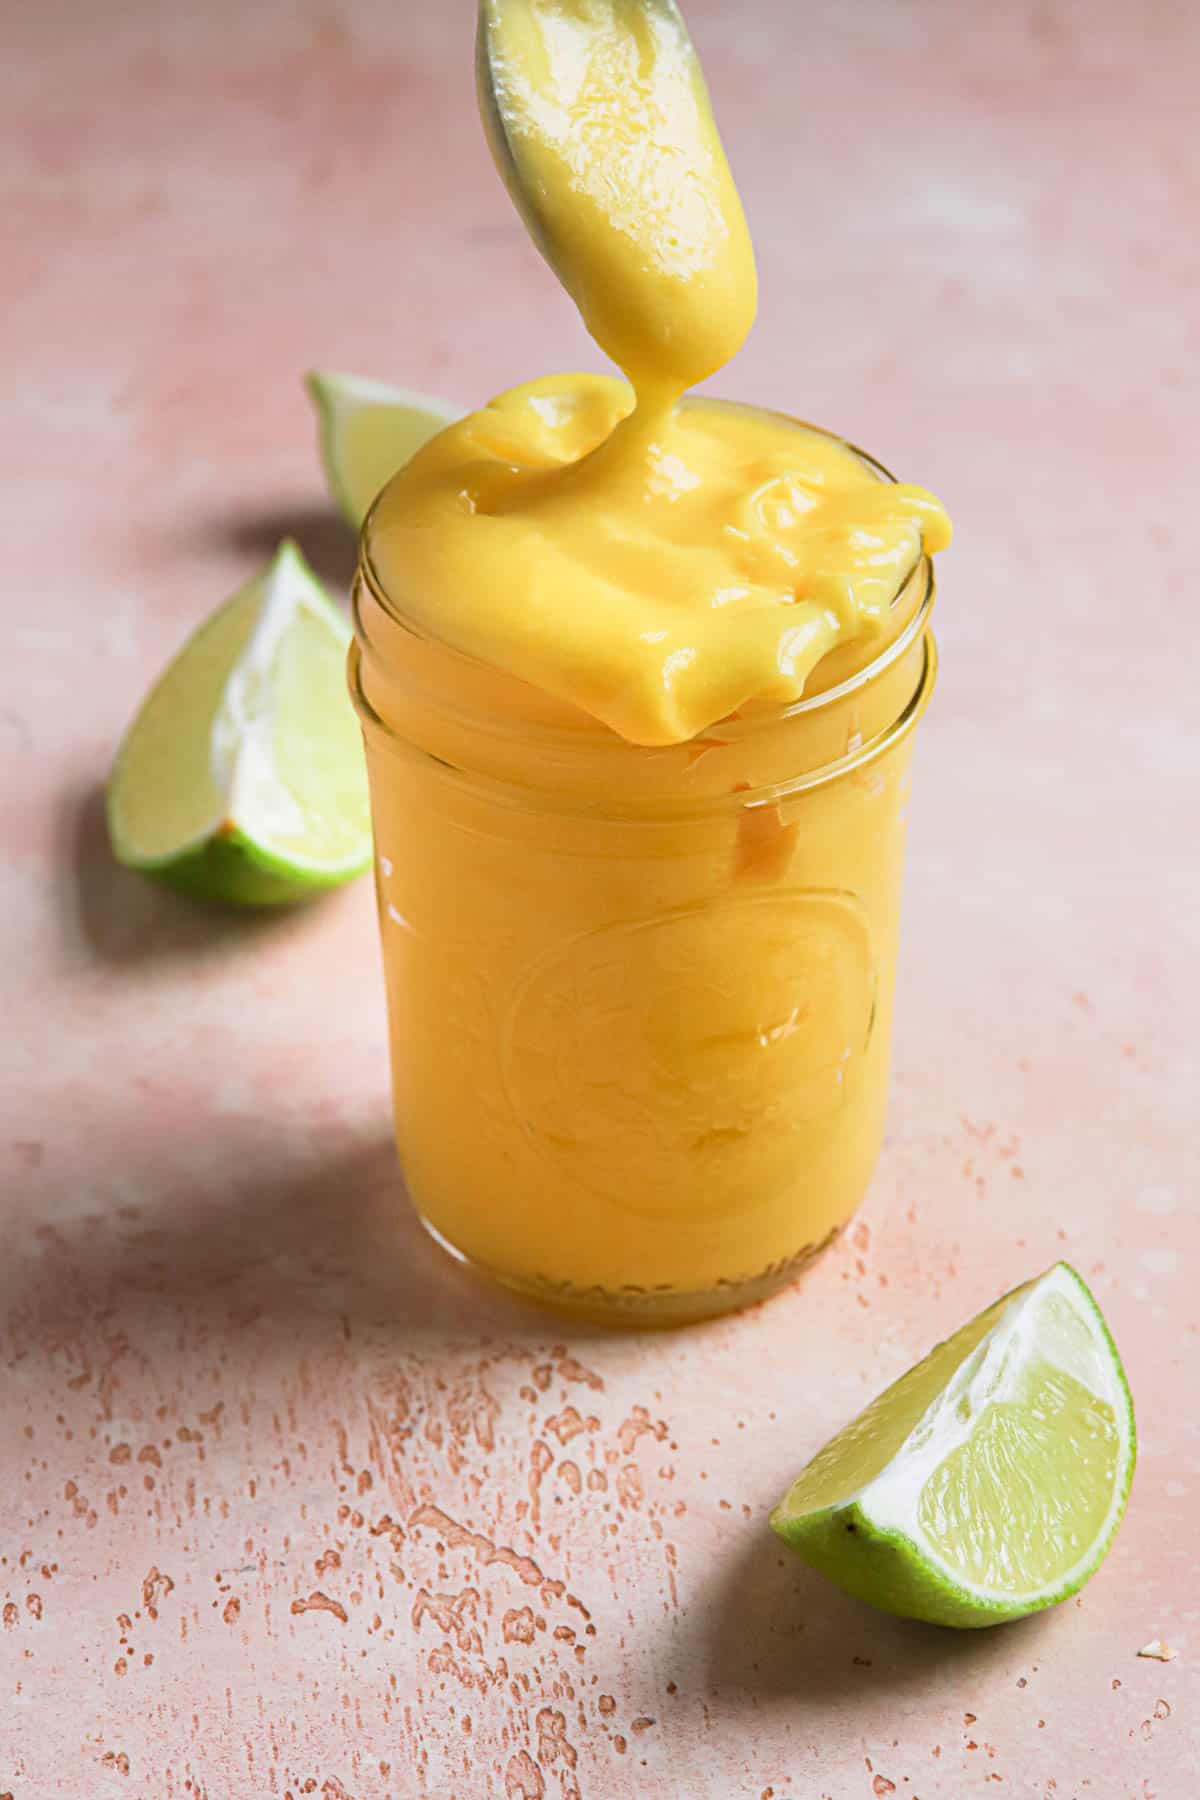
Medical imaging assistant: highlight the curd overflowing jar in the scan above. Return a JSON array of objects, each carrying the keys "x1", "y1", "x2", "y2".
[{"x1": 350, "y1": 0, "x2": 951, "y2": 1323}]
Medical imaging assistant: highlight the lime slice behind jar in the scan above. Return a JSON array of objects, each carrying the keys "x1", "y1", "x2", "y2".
[{"x1": 306, "y1": 368, "x2": 460, "y2": 526}]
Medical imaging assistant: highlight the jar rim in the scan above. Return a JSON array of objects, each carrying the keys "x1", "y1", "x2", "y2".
[
  {"x1": 352, "y1": 395, "x2": 938, "y2": 815},
  {"x1": 355, "y1": 546, "x2": 933, "y2": 749},
  {"x1": 358, "y1": 396, "x2": 933, "y2": 749},
  {"x1": 348, "y1": 622, "x2": 937, "y2": 823}
]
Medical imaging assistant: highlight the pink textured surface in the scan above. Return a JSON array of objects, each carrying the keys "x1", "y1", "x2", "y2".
[{"x1": 3, "y1": 1, "x2": 1197, "y2": 1794}]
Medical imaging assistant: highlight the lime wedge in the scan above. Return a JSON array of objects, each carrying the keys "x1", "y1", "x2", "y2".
[
  {"x1": 306, "y1": 369, "x2": 461, "y2": 527},
  {"x1": 106, "y1": 541, "x2": 371, "y2": 906},
  {"x1": 770, "y1": 1263, "x2": 1135, "y2": 1627}
]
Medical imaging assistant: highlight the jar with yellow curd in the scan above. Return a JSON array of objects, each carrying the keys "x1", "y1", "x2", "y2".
[
  {"x1": 348, "y1": 0, "x2": 950, "y2": 1322},
  {"x1": 351, "y1": 401, "x2": 940, "y2": 1323}
]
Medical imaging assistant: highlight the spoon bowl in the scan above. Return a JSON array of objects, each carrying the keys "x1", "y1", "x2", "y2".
[{"x1": 475, "y1": 0, "x2": 694, "y2": 289}]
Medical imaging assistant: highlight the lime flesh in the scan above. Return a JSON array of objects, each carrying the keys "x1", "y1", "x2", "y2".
[
  {"x1": 106, "y1": 541, "x2": 371, "y2": 905},
  {"x1": 306, "y1": 369, "x2": 461, "y2": 527},
  {"x1": 770, "y1": 1263, "x2": 1135, "y2": 1627}
]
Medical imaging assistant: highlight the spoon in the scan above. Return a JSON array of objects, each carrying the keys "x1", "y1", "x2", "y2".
[{"x1": 475, "y1": 0, "x2": 694, "y2": 284}]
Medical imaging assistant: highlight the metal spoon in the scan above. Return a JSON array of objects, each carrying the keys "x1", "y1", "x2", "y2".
[{"x1": 475, "y1": 0, "x2": 694, "y2": 283}]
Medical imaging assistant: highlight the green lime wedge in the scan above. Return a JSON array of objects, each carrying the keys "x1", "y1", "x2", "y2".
[
  {"x1": 106, "y1": 541, "x2": 371, "y2": 906},
  {"x1": 306, "y1": 369, "x2": 461, "y2": 527},
  {"x1": 770, "y1": 1262, "x2": 1135, "y2": 1627}
]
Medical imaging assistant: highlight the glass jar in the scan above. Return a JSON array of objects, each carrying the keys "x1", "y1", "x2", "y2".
[{"x1": 349, "y1": 417, "x2": 938, "y2": 1325}]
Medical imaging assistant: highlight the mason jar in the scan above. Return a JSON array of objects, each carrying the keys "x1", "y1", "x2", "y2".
[{"x1": 349, "y1": 415, "x2": 938, "y2": 1325}]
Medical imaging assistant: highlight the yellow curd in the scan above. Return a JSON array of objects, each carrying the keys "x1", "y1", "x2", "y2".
[{"x1": 350, "y1": 0, "x2": 950, "y2": 1320}]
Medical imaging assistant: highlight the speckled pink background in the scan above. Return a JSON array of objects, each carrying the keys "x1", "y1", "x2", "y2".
[{"x1": 3, "y1": 1, "x2": 1196, "y2": 1794}]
